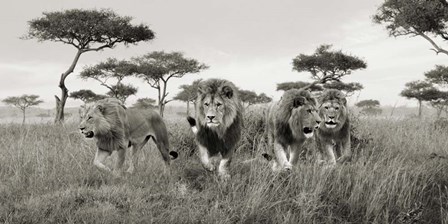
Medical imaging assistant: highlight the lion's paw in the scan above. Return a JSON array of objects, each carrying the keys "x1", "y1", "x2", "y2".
[
  {"x1": 219, "y1": 173, "x2": 231, "y2": 181},
  {"x1": 203, "y1": 163, "x2": 216, "y2": 172}
]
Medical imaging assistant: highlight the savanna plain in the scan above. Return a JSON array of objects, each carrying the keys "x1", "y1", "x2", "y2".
[{"x1": 0, "y1": 108, "x2": 447, "y2": 224}]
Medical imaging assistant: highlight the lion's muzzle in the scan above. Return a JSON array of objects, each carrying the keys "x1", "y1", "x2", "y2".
[
  {"x1": 303, "y1": 127, "x2": 314, "y2": 138},
  {"x1": 80, "y1": 127, "x2": 94, "y2": 138},
  {"x1": 324, "y1": 120, "x2": 338, "y2": 129}
]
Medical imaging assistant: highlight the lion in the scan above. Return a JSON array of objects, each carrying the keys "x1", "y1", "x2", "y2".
[
  {"x1": 315, "y1": 89, "x2": 351, "y2": 165},
  {"x1": 186, "y1": 78, "x2": 243, "y2": 179},
  {"x1": 265, "y1": 89, "x2": 321, "y2": 171},
  {"x1": 78, "y1": 98, "x2": 178, "y2": 176}
]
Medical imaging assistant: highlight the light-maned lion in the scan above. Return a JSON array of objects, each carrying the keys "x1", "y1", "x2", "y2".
[
  {"x1": 79, "y1": 98, "x2": 178, "y2": 175},
  {"x1": 315, "y1": 89, "x2": 351, "y2": 165},
  {"x1": 186, "y1": 78, "x2": 243, "y2": 179},
  {"x1": 266, "y1": 89, "x2": 321, "y2": 171}
]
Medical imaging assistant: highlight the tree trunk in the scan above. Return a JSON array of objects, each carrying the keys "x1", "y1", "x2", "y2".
[
  {"x1": 55, "y1": 49, "x2": 83, "y2": 123},
  {"x1": 22, "y1": 109, "x2": 26, "y2": 124},
  {"x1": 159, "y1": 79, "x2": 168, "y2": 117},
  {"x1": 186, "y1": 101, "x2": 190, "y2": 116},
  {"x1": 418, "y1": 100, "x2": 422, "y2": 118}
]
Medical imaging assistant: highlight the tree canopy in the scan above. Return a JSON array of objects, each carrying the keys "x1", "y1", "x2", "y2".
[
  {"x1": 24, "y1": 8, "x2": 155, "y2": 123},
  {"x1": 105, "y1": 83, "x2": 138, "y2": 103},
  {"x1": 373, "y1": 0, "x2": 448, "y2": 55},
  {"x1": 355, "y1": 99, "x2": 380, "y2": 108},
  {"x1": 239, "y1": 89, "x2": 272, "y2": 107},
  {"x1": 2, "y1": 95, "x2": 43, "y2": 124},
  {"x1": 132, "y1": 98, "x2": 156, "y2": 109},
  {"x1": 292, "y1": 44, "x2": 367, "y2": 90},
  {"x1": 25, "y1": 9, "x2": 154, "y2": 50},
  {"x1": 80, "y1": 58, "x2": 137, "y2": 104},
  {"x1": 401, "y1": 80, "x2": 440, "y2": 117},
  {"x1": 276, "y1": 81, "x2": 324, "y2": 92},
  {"x1": 322, "y1": 81, "x2": 363, "y2": 96},
  {"x1": 132, "y1": 51, "x2": 208, "y2": 116},
  {"x1": 69, "y1": 89, "x2": 106, "y2": 104},
  {"x1": 424, "y1": 65, "x2": 448, "y2": 86}
]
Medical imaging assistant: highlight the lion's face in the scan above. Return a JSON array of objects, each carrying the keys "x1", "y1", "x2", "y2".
[
  {"x1": 78, "y1": 103, "x2": 111, "y2": 138},
  {"x1": 201, "y1": 94, "x2": 226, "y2": 128},
  {"x1": 196, "y1": 79, "x2": 240, "y2": 131},
  {"x1": 289, "y1": 103, "x2": 321, "y2": 139},
  {"x1": 319, "y1": 100, "x2": 347, "y2": 129}
]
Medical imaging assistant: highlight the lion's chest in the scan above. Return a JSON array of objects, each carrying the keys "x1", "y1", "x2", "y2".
[
  {"x1": 196, "y1": 127, "x2": 229, "y2": 156},
  {"x1": 195, "y1": 121, "x2": 241, "y2": 156}
]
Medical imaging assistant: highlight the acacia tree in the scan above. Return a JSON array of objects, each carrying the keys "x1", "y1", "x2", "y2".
[
  {"x1": 276, "y1": 81, "x2": 324, "y2": 92},
  {"x1": 239, "y1": 89, "x2": 272, "y2": 108},
  {"x1": 132, "y1": 51, "x2": 208, "y2": 116},
  {"x1": 322, "y1": 81, "x2": 363, "y2": 96},
  {"x1": 373, "y1": 0, "x2": 448, "y2": 56},
  {"x1": 132, "y1": 98, "x2": 156, "y2": 109},
  {"x1": 80, "y1": 58, "x2": 137, "y2": 104},
  {"x1": 292, "y1": 44, "x2": 367, "y2": 91},
  {"x1": 400, "y1": 80, "x2": 440, "y2": 118},
  {"x1": 2, "y1": 95, "x2": 43, "y2": 124},
  {"x1": 173, "y1": 79, "x2": 202, "y2": 115},
  {"x1": 24, "y1": 9, "x2": 155, "y2": 123},
  {"x1": 424, "y1": 65, "x2": 448, "y2": 117},
  {"x1": 105, "y1": 83, "x2": 138, "y2": 103},
  {"x1": 69, "y1": 89, "x2": 106, "y2": 104},
  {"x1": 355, "y1": 99, "x2": 382, "y2": 116},
  {"x1": 256, "y1": 93, "x2": 273, "y2": 104}
]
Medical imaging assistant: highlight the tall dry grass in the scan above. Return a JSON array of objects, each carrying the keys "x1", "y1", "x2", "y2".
[{"x1": 0, "y1": 111, "x2": 447, "y2": 223}]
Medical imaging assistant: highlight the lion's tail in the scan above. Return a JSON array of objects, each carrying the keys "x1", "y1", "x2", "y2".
[{"x1": 186, "y1": 116, "x2": 198, "y2": 134}]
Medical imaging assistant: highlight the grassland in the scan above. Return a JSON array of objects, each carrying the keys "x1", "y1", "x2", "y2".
[{"x1": 0, "y1": 110, "x2": 447, "y2": 223}]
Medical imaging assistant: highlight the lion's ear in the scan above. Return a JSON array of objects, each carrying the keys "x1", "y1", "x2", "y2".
[
  {"x1": 197, "y1": 86, "x2": 203, "y2": 95},
  {"x1": 222, "y1": 86, "x2": 234, "y2": 99},
  {"x1": 341, "y1": 97, "x2": 347, "y2": 106},
  {"x1": 293, "y1": 97, "x2": 305, "y2": 108},
  {"x1": 96, "y1": 104, "x2": 105, "y2": 113}
]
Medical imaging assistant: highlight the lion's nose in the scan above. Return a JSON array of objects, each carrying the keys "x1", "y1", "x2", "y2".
[
  {"x1": 328, "y1": 116, "x2": 335, "y2": 119},
  {"x1": 207, "y1": 115, "x2": 215, "y2": 120}
]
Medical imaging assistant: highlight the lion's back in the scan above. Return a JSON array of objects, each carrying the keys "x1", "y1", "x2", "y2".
[{"x1": 126, "y1": 108, "x2": 168, "y2": 141}]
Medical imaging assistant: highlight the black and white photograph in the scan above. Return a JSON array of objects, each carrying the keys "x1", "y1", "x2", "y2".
[{"x1": 1, "y1": 0, "x2": 448, "y2": 223}]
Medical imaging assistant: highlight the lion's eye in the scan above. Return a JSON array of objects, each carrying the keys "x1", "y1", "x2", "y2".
[
  {"x1": 335, "y1": 107, "x2": 339, "y2": 110},
  {"x1": 307, "y1": 109, "x2": 312, "y2": 113},
  {"x1": 87, "y1": 116, "x2": 93, "y2": 121},
  {"x1": 216, "y1": 103, "x2": 222, "y2": 107},
  {"x1": 324, "y1": 106, "x2": 329, "y2": 109},
  {"x1": 204, "y1": 102, "x2": 209, "y2": 107}
]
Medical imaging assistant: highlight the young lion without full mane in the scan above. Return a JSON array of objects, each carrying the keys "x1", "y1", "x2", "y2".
[
  {"x1": 315, "y1": 89, "x2": 351, "y2": 165},
  {"x1": 265, "y1": 89, "x2": 321, "y2": 171},
  {"x1": 79, "y1": 98, "x2": 178, "y2": 175},
  {"x1": 186, "y1": 78, "x2": 243, "y2": 179}
]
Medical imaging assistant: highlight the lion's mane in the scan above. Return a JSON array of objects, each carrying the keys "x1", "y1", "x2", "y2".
[
  {"x1": 194, "y1": 78, "x2": 243, "y2": 156},
  {"x1": 272, "y1": 89, "x2": 316, "y2": 146}
]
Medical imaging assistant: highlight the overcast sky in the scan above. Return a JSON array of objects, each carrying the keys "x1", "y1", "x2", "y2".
[{"x1": 1, "y1": 0, "x2": 446, "y2": 108}]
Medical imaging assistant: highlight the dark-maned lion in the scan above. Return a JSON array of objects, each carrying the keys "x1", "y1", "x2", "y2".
[
  {"x1": 315, "y1": 89, "x2": 351, "y2": 165},
  {"x1": 186, "y1": 78, "x2": 243, "y2": 179},
  {"x1": 266, "y1": 89, "x2": 321, "y2": 171},
  {"x1": 79, "y1": 98, "x2": 178, "y2": 176}
]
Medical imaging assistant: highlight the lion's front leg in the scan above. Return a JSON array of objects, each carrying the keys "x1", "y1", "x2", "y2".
[
  {"x1": 336, "y1": 137, "x2": 351, "y2": 164},
  {"x1": 198, "y1": 144, "x2": 215, "y2": 172},
  {"x1": 273, "y1": 142, "x2": 292, "y2": 171},
  {"x1": 218, "y1": 149, "x2": 234, "y2": 180},
  {"x1": 289, "y1": 141, "x2": 305, "y2": 167},
  {"x1": 93, "y1": 149, "x2": 112, "y2": 173},
  {"x1": 113, "y1": 148, "x2": 126, "y2": 177}
]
